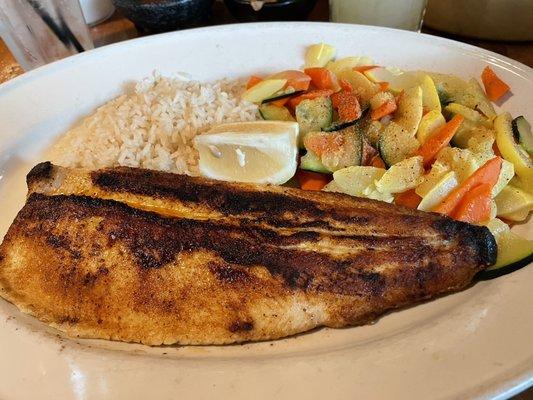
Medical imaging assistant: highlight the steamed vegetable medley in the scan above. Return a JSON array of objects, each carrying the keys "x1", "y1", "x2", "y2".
[{"x1": 242, "y1": 43, "x2": 533, "y2": 275}]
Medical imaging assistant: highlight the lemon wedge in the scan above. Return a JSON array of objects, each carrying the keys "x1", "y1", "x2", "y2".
[{"x1": 194, "y1": 121, "x2": 299, "y2": 185}]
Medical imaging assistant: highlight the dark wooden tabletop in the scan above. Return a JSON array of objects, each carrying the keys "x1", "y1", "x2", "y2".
[{"x1": 0, "y1": 1, "x2": 531, "y2": 398}]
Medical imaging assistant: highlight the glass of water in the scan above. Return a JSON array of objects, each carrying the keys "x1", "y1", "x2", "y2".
[
  {"x1": 330, "y1": 0, "x2": 428, "y2": 32},
  {"x1": 0, "y1": 0, "x2": 94, "y2": 71}
]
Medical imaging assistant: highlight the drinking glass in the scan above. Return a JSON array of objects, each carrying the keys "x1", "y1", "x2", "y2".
[
  {"x1": 0, "y1": 0, "x2": 94, "y2": 71},
  {"x1": 330, "y1": 0, "x2": 428, "y2": 32}
]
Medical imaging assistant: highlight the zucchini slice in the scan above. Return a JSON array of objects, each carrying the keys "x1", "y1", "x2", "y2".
[
  {"x1": 477, "y1": 254, "x2": 533, "y2": 280},
  {"x1": 436, "y1": 84, "x2": 454, "y2": 107},
  {"x1": 477, "y1": 237, "x2": 533, "y2": 280},
  {"x1": 477, "y1": 219, "x2": 533, "y2": 280},
  {"x1": 357, "y1": 113, "x2": 382, "y2": 147},
  {"x1": 444, "y1": 103, "x2": 491, "y2": 127},
  {"x1": 259, "y1": 104, "x2": 295, "y2": 122},
  {"x1": 295, "y1": 96, "x2": 333, "y2": 146},
  {"x1": 495, "y1": 112, "x2": 533, "y2": 177},
  {"x1": 378, "y1": 122, "x2": 420, "y2": 167},
  {"x1": 512, "y1": 116, "x2": 533, "y2": 154},
  {"x1": 303, "y1": 126, "x2": 365, "y2": 172},
  {"x1": 300, "y1": 150, "x2": 331, "y2": 173}
]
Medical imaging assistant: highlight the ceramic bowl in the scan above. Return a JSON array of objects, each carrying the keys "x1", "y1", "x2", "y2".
[{"x1": 113, "y1": 0, "x2": 213, "y2": 32}]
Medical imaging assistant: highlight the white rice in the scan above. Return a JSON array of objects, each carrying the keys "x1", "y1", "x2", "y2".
[{"x1": 49, "y1": 74, "x2": 259, "y2": 175}]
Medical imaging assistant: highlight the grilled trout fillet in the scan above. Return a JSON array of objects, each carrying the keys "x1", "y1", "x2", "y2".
[{"x1": 0, "y1": 162, "x2": 496, "y2": 345}]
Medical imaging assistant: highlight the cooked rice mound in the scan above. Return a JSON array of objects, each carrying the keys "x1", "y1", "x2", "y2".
[{"x1": 49, "y1": 74, "x2": 258, "y2": 175}]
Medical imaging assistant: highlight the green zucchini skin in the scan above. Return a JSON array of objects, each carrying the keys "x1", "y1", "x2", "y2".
[
  {"x1": 259, "y1": 104, "x2": 295, "y2": 122},
  {"x1": 261, "y1": 90, "x2": 304, "y2": 104},
  {"x1": 296, "y1": 97, "x2": 333, "y2": 132},
  {"x1": 301, "y1": 125, "x2": 369, "y2": 172},
  {"x1": 477, "y1": 253, "x2": 533, "y2": 280},
  {"x1": 322, "y1": 120, "x2": 358, "y2": 132},
  {"x1": 436, "y1": 84, "x2": 454, "y2": 107},
  {"x1": 323, "y1": 105, "x2": 370, "y2": 133},
  {"x1": 296, "y1": 97, "x2": 333, "y2": 148},
  {"x1": 300, "y1": 151, "x2": 331, "y2": 173},
  {"x1": 378, "y1": 137, "x2": 393, "y2": 168},
  {"x1": 512, "y1": 115, "x2": 533, "y2": 154},
  {"x1": 378, "y1": 130, "x2": 403, "y2": 168}
]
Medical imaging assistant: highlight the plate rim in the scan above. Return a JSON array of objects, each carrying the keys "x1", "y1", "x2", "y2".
[
  {"x1": 1, "y1": 21, "x2": 532, "y2": 96},
  {"x1": 0, "y1": 21, "x2": 532, "y2": 400}
]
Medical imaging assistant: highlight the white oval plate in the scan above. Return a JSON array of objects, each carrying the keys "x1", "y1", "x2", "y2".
[{"x1": 0, "y1": 22, "x2": 531, "y2": 400}]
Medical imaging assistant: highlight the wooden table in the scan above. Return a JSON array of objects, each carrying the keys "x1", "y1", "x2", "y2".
[{"x1": 0, "y1": 1, "x2": 532, "y2": 398}]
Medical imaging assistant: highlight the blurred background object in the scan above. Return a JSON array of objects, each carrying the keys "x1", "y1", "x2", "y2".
[
  {"x1": 113, "y1": 0, "x2": 214, "y2": 32},
  {"x1": 79, "y1": 0, "x2": 115, "y2": 25},
  {"x1": 0, "y1": 0, "x2": 93, "y2": 70},
  {"x1": 224, "y1": 0, "x2": 317, "y2": 22},
  {"x1": 425, "y1": 0, "x2": 533, "y2": 41},
  {"x1": 329, "y1": 0, "x2": 427, "y2": 31}
]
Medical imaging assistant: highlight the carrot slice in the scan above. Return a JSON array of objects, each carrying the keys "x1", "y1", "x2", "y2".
[
  {"x1": 304, "y1": 133, "x2": 345, "y2": 158},
  {"x1": 246, "y1": 75, "x2": 262, "y2": 89},
  {"x1": 371, "y1": 99, "x2": 397, "y2": 121},
  {"x1": 395, "y1": 189, "x2": 422, "y2": 209},
  {"x1": 330, "y1": 91, "x2": 342, "y2": 108},
  {"x1": 332, "y1": 91, "x2": 362, "y2": 122},
  {"x1": 378, "y1": 82, "x2": 390, "y2": 91},
  {"x1": 304, "y1": 67, "x2": 339, "y2": 90},
  {"x1": 288, "y1": 89, "x2": 334, "y2": 108},
  {"x1": 433, "y1": 156, "x2": 502, "y2": 216},
  {"x1": 353, "y1": 65, "x2": 377, "y2": 73},
  {"x1": 416, "y1": 114, "x2": 464, "y2": 168},
  {"x1": 339, "y1": 79, "x2": 353, "y2": 92},
  {"x1": 371, "y1": 155, "x2": 386, "y2": 168},
  {"x1": 452, "y1": 183, "x2": 492, "y2": 223},
  {"x1": 296, "y1": 170, "x2": 331, "y2": 191},
  {"x1": 481, "y1": 66, "x2": 510, "y2": 102}
]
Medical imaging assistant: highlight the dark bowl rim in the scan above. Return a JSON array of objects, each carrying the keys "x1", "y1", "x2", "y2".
[
  {"x1": 114, "y1": 0, "x2": 212, "y2": 9},
  {"x1": 224, "y1": 0, "x2": 315, "y2": 6}
]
